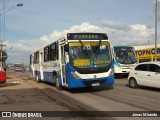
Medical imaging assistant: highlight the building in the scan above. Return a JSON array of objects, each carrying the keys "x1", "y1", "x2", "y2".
[{"x1": 133, "y1": 44, "x2": 160, "y2": 63}]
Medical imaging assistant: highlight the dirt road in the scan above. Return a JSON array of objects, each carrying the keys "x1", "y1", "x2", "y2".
[
  {"x1": 1, "y1": 70, "x2": 159, "y2": 120},
  {"x1": 0, "y1": 70, "x2": 92, "y2": 120}
]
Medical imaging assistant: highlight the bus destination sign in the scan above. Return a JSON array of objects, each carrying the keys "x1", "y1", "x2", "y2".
[{"x1": 67, "y1": 33, "x2": 108, "y2": 40}]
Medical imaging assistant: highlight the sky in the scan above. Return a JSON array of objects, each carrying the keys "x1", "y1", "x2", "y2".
[{"x1": 0, "y1": 0, "x2": 160, "y2": 64}]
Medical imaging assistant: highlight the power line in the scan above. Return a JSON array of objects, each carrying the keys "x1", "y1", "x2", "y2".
[
  {"x1": 3, "y1": 0, "x2": 6, "y2": 41},
  {"x1": 0, "y1": 0, "x2": 13, "y2": 11},
  {"x1": 14, "y1": 8, "x2": 77, "y2": 24}
]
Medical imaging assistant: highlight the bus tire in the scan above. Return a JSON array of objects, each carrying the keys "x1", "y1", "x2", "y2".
[
  {"x1": 129, "y1": 78, "x2": 138, "y2": 88},
  {"x1": 53, "y1": 74, "x2": 62, "y2": 90},
  {"x1": 35, "y1": 72, "x2": 41, "y2": 83}
]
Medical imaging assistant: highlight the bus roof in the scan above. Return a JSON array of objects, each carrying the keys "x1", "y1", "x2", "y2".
[{"x1": 30, "y1": 32, "x2": 109, "y2": 54}]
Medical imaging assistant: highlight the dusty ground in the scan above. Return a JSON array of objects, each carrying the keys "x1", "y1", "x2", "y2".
[
  {"x1": 0, "y1": 70, "x2": 66, "y2": 111},
  {"x1": 1, "y1": 70, "x2": 159, "y2": 120},
  {"x1": 0, "y1": 70, "x2": 91, "y2": 120}
]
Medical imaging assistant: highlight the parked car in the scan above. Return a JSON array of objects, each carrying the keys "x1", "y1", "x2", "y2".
[
  {"x1": 128, "y1": 62, "x2": 160, "y2": 89},
  {"x1": 14, "y1": 64, "x2": 25, "y2": 72},
  {"x1": 14, "y1": 67, "x2": 23, "y2": 72},
  {"x1": 0, "y1": 68, "x2": 6, "y2": 84}
]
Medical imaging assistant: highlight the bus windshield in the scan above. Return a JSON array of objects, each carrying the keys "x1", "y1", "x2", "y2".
[
  {"x1": 69, "y1": 41, "x2": 112, "y2": 68},
  {"x1": 114, "y1": 47, "x2": 137, "y2": 64}
]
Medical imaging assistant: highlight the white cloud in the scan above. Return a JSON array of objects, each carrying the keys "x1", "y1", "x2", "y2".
[
  {"x1": 102, "y1": 21, "x2": 157, "y2": 46},
  {"x1": 102, "y1": 20, "x2": 131, "y2": 31},
  {"x1": 6, "y1": 21, "x2": 159, "y2": 64},
  {"x1": 68, "y1": 23, "x2": 102, "y2": 32}
]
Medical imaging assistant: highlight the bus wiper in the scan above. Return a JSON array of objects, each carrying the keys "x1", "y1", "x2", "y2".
[
  {"x1": 79, "y1": 40, "x2": 91, "y2": 56},
  {"x1": 79, "y1": 40, "x2": 84, "y2": 47},
  {"x1": 94, "y1": 40, "x2": 101, "y2": 53},
  {"x1": 79, "y1": 40, "x2": 88, "y2": 56}
]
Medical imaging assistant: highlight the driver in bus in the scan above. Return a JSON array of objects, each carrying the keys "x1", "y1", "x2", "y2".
[{"x1": 119, "y1": 51, "x2": 124, "y2": 59}]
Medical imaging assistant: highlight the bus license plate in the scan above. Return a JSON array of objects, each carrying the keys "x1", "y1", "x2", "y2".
[{"x1": 92, "y1": 83, "x2": 100, "y2": 86}]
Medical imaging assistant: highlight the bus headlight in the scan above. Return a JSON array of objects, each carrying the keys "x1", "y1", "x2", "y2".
[
  {"x1": 109, "y1": 69, "x2": 114, "y2": 76},
  {"x1": 71, "y1": 72, "x2": 81, "y2": 79}
]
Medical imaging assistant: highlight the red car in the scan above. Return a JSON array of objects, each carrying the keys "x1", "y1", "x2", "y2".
[{"x1": 0, "y1": 70, "x2": 6, "y2": 84}]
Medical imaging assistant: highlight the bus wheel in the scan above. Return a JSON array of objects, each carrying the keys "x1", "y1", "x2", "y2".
[
  {"x1": 36, "y1": 73, "x2": 41, "y2": 83},
  {"x1": 53, "y1": 75, "x2": 62, "y2": 90}
]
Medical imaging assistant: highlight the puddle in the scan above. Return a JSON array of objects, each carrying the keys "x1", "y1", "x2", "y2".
[
  {"x1": 7, "y1": 80, "x2": 28, "y2": 84},
  {"x1": 13, "y1": 81, "x2": 21, "y2": 83},
  {"x1": 7, "y1": 77, "x2": 13, "y2": 79}
]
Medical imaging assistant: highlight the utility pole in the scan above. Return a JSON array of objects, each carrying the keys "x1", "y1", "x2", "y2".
[
  {"x1": 155, "y1": 0, "x2": 158, "y2": 61},
  {"x1": 0, "y1": 1, "x2": 22, "y2": 70}
]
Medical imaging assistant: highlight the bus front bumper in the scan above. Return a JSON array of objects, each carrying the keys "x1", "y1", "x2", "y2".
[{"x1": 67, "y1": 75, "x2": 114, "y2": 89}]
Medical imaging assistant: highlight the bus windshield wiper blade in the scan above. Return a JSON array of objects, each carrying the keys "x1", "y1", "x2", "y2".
[
  {"x1": 94, "y1": 40, "x2": 101, "y2": 53},
  {"x1": 79, "y1": 40, "x2": 84, "y2": 47}
]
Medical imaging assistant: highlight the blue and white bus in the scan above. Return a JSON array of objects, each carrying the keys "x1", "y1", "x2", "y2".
[
  {"x1": 30, "y1": 32, "x2": 114, "y2": 89},
  {"x1": 113, "y1": 46, "x2": 137, "y2": 77}
]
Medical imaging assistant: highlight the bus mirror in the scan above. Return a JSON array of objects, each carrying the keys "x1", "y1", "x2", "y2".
[{"x1": 64, "y1": 44, "x2": 69, "y2": 52}]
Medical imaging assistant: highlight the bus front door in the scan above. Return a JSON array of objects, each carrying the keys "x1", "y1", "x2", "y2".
[{"x1": 60, "y1": 46, "x2": 67, "y2": 86}]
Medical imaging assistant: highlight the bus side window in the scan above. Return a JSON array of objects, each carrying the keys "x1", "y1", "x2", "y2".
[
  {"x1": 30, "y1": 55, "x2": 32, "y2": 64},
  {"x1": 44, "y1": 46, "x2": 49, "y2": 62},
  {"x1": 34, "y1": 52, "x2": 39, "y2": 64},
  {"x1": 50, "y1": 42, "x2": 58, "y2": 61}
]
